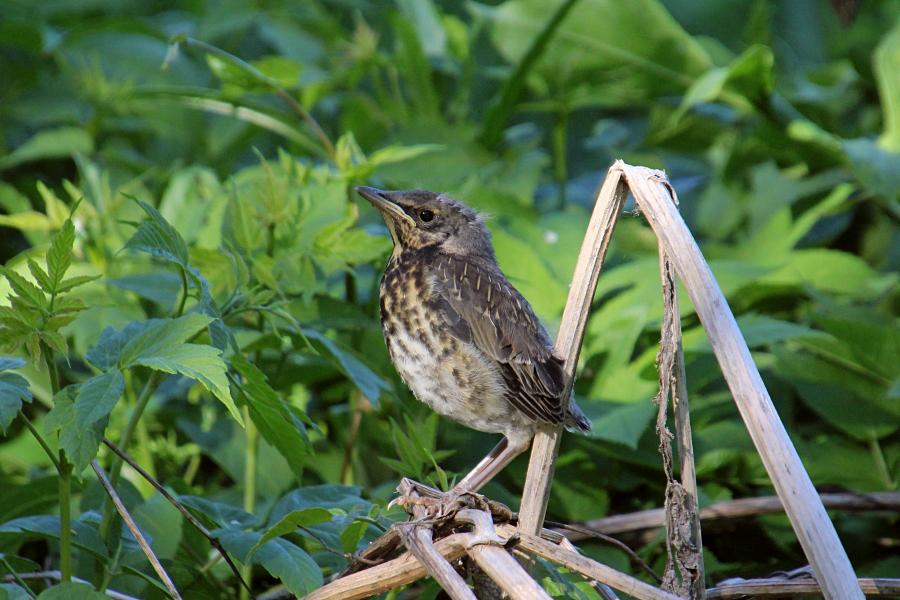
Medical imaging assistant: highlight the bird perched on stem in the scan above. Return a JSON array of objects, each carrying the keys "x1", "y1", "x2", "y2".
[{"x1": 356, "y1": 187, "x2": 591, "y2": 495}]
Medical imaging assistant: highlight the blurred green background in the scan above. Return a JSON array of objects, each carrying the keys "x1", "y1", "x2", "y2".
[{"x1": 0, "y1": 0, "x2": 898, "y2": 597}]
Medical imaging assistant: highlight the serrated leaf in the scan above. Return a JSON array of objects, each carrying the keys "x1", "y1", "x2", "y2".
[
  {"x1": 52, "y1": 296, "x2": 87, "y2": 314},
  {"x1": 86, "y1": 321, "x2": 152, "y2": 370},
  {"x1": 124, "y1": 198, "x2": 190, "y2": 269},
  {"x1": 231, "y1": 354, "x2": 310, "y2": 476},
  {"x1": 119, "y1": 314, "x2": 213, "y2": 368},
  {"x1": 1, "y1": 268, "x2": 46, "y2": 311},
  {"x1": 27, "y1": 259, "x2": 53, "y2": 293},
  {"x1": 216, "y1": 529, "x2": 322, "y2": 596},
  {"x1": 340, "y1": 519, "x2": 369, "y2": 553},
  {"x1": 56, "y1": 274, "x2": 101, "y2": 294},
  {"x1": 39, "y1": 330, "x2": 67, "y2": 356},
  {"x1": 131, "y1": 343, "x2": 242, "y2": 424},
  {"x1": 44, "y1": 387, "x2": 105, "y2": 471},
  {"x1": 247, "y1": 508, "x2": 333, "y2": 559},
  {"x1": 47, "y1": 219, "x2": 75, "y2": 291},
  {"x1": 0, "y1": 515, "x2": 108, "y2": 559},
  {"x1": 74, "y1": 369, "x2": 125, "y2": 428}
]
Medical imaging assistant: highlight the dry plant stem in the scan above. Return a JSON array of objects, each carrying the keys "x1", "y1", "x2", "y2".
[
  {"x1": 519, "y1": 168, "x2": 628, "y2": 535},
  {"x1": 616, "y1": 161, "x2": 862, "y2": 599},
  {"x1": 570, "y1": 491, "x2": 900, "y2": 538},
  {"x1": 303, "y1": 534, "x2": 471, "y2": 600},
  {"x1": 396, "y1": 481, "x2": 474, "y2": 600},
  {"x1": 656, "y1": 244, "x2": 704, "y2": 597},
  {"x1": 706, "y1": 577, "x2": 900, "y2": 598},
  {"x1": 496, "y1": 525, "x2": 681, "y2": 600},
  {"x1": 101, "y1": 438, "x2": 250, "y2": 592},
  {"x1": 456, "y1": 509, "x2": 551, "y2": 600},
  {"x1": 91, "y1": 460, "x2": 182, "y2": 600},
  {"x1": 3, "y1": 571, "x2": 141, "y2": 600}
]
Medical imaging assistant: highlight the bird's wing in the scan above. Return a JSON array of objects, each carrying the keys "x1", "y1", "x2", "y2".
[{"x1": 429, "y1": 253, "x2": 566, "y2": 425}]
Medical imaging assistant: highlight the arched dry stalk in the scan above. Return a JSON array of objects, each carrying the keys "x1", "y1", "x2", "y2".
[{"x1": 306, "y1": 161, "x2": 865, "y2": 600}]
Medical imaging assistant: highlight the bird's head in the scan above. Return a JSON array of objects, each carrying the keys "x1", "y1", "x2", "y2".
[{"x1": 355, "y1": 187, "x2": 495, "y2": 260}]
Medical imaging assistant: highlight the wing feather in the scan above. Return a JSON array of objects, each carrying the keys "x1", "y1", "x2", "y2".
[{"x1": 429, "y1": 253, "x2": 566, "y2": 425}]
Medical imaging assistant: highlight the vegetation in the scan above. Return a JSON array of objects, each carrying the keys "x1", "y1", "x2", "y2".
[{"x1": 0, "y1": 0, "x2": 897, "y2": 597}]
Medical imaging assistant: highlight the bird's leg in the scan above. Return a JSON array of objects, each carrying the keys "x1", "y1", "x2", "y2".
[{"x1": 451, "y1": 435, "x2": 531, "y2": 494}]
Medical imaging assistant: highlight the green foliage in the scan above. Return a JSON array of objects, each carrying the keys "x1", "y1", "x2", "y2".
[{"x1": 0, "y1": 0, "x2": 898, "y2": 596}]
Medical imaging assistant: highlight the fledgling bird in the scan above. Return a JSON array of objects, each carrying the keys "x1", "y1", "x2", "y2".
[{"x1": 356, "y1": 186, "x2": 591, "y2": 494}]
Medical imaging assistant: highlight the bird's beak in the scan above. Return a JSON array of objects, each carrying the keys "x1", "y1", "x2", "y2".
[{"x1": 355, "y1": 186, "x2": 416, "y2": 228}]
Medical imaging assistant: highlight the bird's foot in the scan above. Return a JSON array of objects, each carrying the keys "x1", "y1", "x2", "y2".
[{"x1": 391, "y1": 478, "x2": 488, "y2": 520}]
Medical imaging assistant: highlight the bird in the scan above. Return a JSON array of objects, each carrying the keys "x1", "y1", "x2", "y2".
[{"x1": 356, "y1": 186, "x2": 591, "y2": 495}]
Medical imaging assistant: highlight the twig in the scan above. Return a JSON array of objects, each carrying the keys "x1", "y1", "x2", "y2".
[
  {"x1": 617, "y1": 162, "x2": 862, "y2": 599},
  {"x1": 0, "y1": 555, "x2": 36, "y2": 599},
  {"x1": 545, "y1": 520, "x2": 660, "y2": 582},
  {"x1": 304, "y1": 533, "x2": 471, "y2": 600},
  {"x1": 395, "y1": 481, "x2": 474, "y2": 600},
  {"x1": 497, "y1": 524, "x2": 681, "y2": 600},
  {"x1": 102, "y1": 438, "x2": 251, "y2": 592},
  {"x1": 2, "y1": 571, "x2": 140, "y2": 600},
  {"x1": 519, "y1": 167, "x2": 628, "y2": 535},
  {"x1": 91, "y1": 460, "x2": 183, "y2": 600},
  {"x1": 456, "y1": 509, "x2": 551, "y2": 600},
  {"x1": 566, "y1": 491, "x2": 900, "y2": 539},
  {"x1": 707, "y1": 577, "x2": 900, "y2": 598}
]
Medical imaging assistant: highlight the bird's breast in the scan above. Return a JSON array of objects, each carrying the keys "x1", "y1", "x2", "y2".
[{"x1": 379, "y1": 254, "x2": 516, "y2": 435}]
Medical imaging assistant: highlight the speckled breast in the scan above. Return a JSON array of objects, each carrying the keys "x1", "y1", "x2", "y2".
[{"x1": 378, "y1": 250, "x2": 512, "y2": 435}]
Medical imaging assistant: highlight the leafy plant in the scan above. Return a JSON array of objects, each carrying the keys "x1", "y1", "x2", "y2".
[{"x1": 0, "y1": 0, "x2": 898, "y2": 597}]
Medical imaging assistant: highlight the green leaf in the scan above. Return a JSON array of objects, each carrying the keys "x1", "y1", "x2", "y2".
[
  {"x1": 131, "y1": 343, "x2": 242, "y2": 424},
  {"x1": 44, "y1": 387, "x2": 106, "y2": 471},
  {"x1": 0, "y1": 127, "x2": 93, "y2": 171},
  {"x1": 178, "y1": 496, "x2": 256, "y2": 530},
  {"x1": 1, "y1": 268, "x2": 46, "y2": 311},
  {"x1": 843, "y1": 138, "x2": 900, "y2": 201},
  {"x1": 56, "y1": 274, "x2": 101, "y2": 294},
  {"x1": 36, "y1": 582, "x2": 107, "y2": 599},
  {"x1": 0, "y1": 515, "x2": 107, "y2": 559},
  {"x1": 1, "y1": 582, "x2": 34, "y2": 600},
  {"x1": 118, "y1": 314, "x2": 213, "y2": 367},
  {"x1": 26, "y1": 259, "x2": 53, "y2": 293},
  {"x1": 74, "y1": 369, "x2": 125, "y2": 428},
  {"x1": 302, "y1": 329, "x2": 390, "y2": 404},
  {"x1": 0, "y1": 358, "x2": 31, "y2": 434},
  {"x1": 248, "y1": 508, "x2": 334, "y2": 559},
  {"x1": 231, "y1": 354, "x2": 310, "y2": 476},
  {"x1": 123, "y1": 198, "x2": 191, "y2": 270},
  {"x1": 217, "y1": 529, "x2": 322, "y2": 596},
  {"x1": 47, "y1": 218, "x2": 75, "y2": 292},
  {"x1": 760, "y1": 249, "x2": 897, "y2": 298},
  {"x1": 874, "y1": 21, "x2": 900, "y2": 151}
]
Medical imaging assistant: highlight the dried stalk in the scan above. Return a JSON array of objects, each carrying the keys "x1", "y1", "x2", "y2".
[
  {"x1": 395, "y1": 480, "x2": 474, "y2": 600},
  {"x1": 456, "y1": 509, "x2": 551, "y2": 600},
  {"x1": 304, "y1": 533, "x2": 471, "y2": 600},
  {"x1": 102, "y1": 438, "x2": 249, "y2": 592},
  {"x1": 91, "y1": 460, "x2": 182, "y2": 600},
  {"x1": 519, "y1": 168, "x2": 628, "y2": 535},
  {"x1": 568, "y1": 491, "x2": 900, "y2": 538},
  {"x1": 497, "y1": 524, "x2": 681, "y2": 600},
  {"x1": 615, "y1": 161, "x2": 862, "y2": 599},
  {"x1": 655, "y1": 243, "x2": 704, "y2": 597},
  {"x1": 707, "y1": 577, "x2": 900, "y2": 598}
]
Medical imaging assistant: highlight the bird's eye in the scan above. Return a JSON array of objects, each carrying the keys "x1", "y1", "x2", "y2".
[{"x1": 419, "y1": 209, "x2": 434, "y2": 222}]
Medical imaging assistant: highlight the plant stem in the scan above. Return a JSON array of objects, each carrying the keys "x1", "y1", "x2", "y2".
[
  {"x1": 175, "y1": 267, "x2": 189, "y2": 317},
  {"x1": 240, "y1": 405, "x2": 258, "y2": 600},
  {"x1": 96, "y1": 370, "x2": 164, "y2": 589},
  {"x1": 869, "y1": 437, "x2": 896, "y2": 489},
  {"x1": 42, "y1": 342, "x2": 72, "y2": 584},
  {"x1": 19, "y1": 411, "x2": 60, "y2": 471},
  {"x1": 58, "y1": 452, "x2": 73, "y2": 583}
]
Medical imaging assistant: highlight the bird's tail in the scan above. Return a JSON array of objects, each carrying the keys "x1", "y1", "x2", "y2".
[{"x1": 564, "y1": 400, "x2": 592, "y2": 433}]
